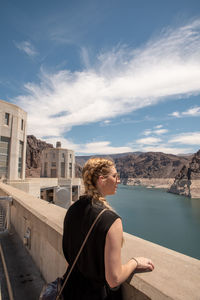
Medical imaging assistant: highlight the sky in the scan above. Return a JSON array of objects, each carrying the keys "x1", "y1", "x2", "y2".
[{"x1": 1, "y1": 0, "x2": 200, "y2": 155}]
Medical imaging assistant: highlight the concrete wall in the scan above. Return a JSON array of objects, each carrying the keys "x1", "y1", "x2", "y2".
[
  {"x1": 7, "y1": 177, "x2": 82, "y2": 207},
  {"x1": 0, "y1": 182, "x2": 67, "y2": 281},
  {"x1": 6, "y1": 178, "x2": 59, "y2": 198},
  {"x1": 0, "y1": 182, "x2": 200, "y2": 300}
]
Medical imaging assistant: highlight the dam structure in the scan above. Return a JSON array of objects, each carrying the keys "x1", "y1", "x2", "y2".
[
  {"x1": 0, "y1": 182, "x2": 200, "y2": 299},
  {"x1": 0, "y1": 99, "x2": 81, "y2": 208}
]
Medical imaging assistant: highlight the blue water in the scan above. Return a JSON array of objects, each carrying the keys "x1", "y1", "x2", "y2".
[{"x1": 108, "y1": 185, "x2": 200, "y2": 260}]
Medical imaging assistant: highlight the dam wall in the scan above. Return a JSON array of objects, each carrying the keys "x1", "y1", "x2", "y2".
[{"x1": 0, "y1": 182, "x2": 200, "y2": 299}]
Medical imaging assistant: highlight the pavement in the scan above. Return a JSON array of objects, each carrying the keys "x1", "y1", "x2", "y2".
[{"x1": 0, "y1": 229, "x2": 45, "y2": 300}]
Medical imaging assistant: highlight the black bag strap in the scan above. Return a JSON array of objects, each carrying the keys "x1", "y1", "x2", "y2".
[{"x1": 56, "y1": 208, "x2": 107, "y2": 299}]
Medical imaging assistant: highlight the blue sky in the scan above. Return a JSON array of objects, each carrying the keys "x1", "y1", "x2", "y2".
[{"x1": 1, "y1": 0, "x2": 200, "y2": 155}]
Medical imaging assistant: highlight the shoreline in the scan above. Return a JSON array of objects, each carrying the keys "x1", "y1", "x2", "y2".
[
  {"x1": 121, "y1": 177, "x2": 200, "y2": 199},
  {"x1": 121, "y1": 177, "x2": 174, "y2": 189}
]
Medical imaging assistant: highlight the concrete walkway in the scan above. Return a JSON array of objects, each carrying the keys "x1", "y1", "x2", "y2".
[{"x1": 0, "y1": 230, "x2": 45, "y2": 300}]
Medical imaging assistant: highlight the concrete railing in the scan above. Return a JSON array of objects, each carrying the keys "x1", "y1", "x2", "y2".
[{"x1": 0, "y1": 182, "x2": 199, "y2": 300}]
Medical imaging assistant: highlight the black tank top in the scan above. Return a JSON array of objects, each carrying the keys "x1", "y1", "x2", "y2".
[{"x1": 62, "y1": 195, "x2": 122, "y2": 300}]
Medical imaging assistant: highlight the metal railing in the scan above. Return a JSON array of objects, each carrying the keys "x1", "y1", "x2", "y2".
[{"x1": 0, "y1": 196, "x2": 12, "y2": 233}]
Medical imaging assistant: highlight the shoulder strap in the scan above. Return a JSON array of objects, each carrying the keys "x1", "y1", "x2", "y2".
[{"x1": 56, "y1": 208, "x2": 107, "y2": 299}]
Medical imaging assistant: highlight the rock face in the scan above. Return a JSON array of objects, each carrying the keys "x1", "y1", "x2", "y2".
[
  {"x1": 76, "y1": 152, "x2": 191, "y2": 189},
  {"x1": 114, "y1": 152, "x2": 190, "y2": 180},
  {"x1": 26, "y1": 135, "x2": 53, "y2": 177},
  {"x1": 169, "y1": 150, "x2": 200, "y2": 198},
  {"x1": 75, "y1": 163, "x2": 82, "y2": 178}
]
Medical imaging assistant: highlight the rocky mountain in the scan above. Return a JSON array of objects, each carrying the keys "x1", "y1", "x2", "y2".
[
  {"x1": 76, "y1": 152, "x2": 192, "y2": 180},
  {"x1": 169, "y1": 150, "x2": 200, "y2": 197},
  {"x1": 116, "y1": 152, "x2": 192, "y2": 179},
  {"x1": 26, "y1": 135, "x2": 53, "y2": 177}
]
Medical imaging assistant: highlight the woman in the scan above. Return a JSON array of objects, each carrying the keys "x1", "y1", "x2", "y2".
[{"x1": 62, "y1": 158, "x2": 154, "y2": 299}]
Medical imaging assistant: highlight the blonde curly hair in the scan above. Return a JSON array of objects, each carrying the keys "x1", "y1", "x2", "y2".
[{"x1": 82, "y1": 157, "x2": 115, "y2": 209}]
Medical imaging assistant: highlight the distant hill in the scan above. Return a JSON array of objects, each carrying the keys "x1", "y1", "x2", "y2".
[{"x1": 76, "y1": 152, "x2": 192, "y2": 179}]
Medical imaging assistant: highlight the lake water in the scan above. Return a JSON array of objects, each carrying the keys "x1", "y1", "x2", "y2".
[{"x1": 108, "y1": 184, "x2": 200, "y2": 260}]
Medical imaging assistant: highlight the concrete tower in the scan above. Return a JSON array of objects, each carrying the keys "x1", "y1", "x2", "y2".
[{"x1": 0, "y1": 99, "x2": 27, "y2": 180}]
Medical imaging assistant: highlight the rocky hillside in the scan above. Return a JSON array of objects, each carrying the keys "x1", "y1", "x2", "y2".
[
  {"x1": 169, "y1": 150, "x2": 200, "y2": 197},
  {"x1": 26, "y1": 135, "x2": 53, "y2": 177},
  {"x1": 116, "y1": 152, "x2": 192, "y2": 180},
  {"x1": 76, "y1": 152, "x2": 192, "y2": 180}
]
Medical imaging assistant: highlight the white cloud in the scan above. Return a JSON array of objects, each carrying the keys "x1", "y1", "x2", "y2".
[
  {"x1": 15, "y1": 41, "x2": 38, "y2": 57},
  {"x1": 14, "y1": 20, "x2": 200, "y2": 147},
  {"x1": 80, "y1": 47, "x2": 91, "y2": 69},
  {"x1": 170, "y1": 111, "x2": 181, "y2": 118},
  {"x1": 43, "y1": 137, "x2": 132, "y2": 154},
  {"x1": 170, "y1": 106, "x2": 200, "y2": 118},
  {"x1": 169, "y1": 132, "x2": 200, "y2": 145},
  {"x1": 143, "y1": 130, "x2": 152, "y2": 136},
  {"x1": 142, "y1": 127, "x2": 168, "y2": 136},
  {"x1": 44, "y1": 131, "x2": 195, "y2": 156},
  {"x1": 79, "y1": 141, "x2": 132, "y2": 154},
  {"x1": 141, "y1": 145, "x2": 192, "y2": 155},
  {"x1": 136, "y1": 137, "x2": 162, "y2": 145},
  {"x1": 183, "y1": 106, "x2": 200, "y2": 116},
  {"x1": 100, "y1": 120, "x2": 111, "y2": 127},
  {"x1": 103, "y1": 120, "x2": 111, "y2": 124},
  {"x1": 154, "y1": 129, "x2": 168, "y2": 135},
  {"x1": 41, "y1": 136, "x2": 79, "y2": 151}
]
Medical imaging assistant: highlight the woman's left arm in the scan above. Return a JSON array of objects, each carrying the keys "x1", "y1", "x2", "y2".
[{"x1": 104, "y1": 218, "x2": 154, "y2": 288}]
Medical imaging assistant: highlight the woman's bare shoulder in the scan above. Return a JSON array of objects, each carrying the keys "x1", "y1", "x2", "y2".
[{"x1": 106, "y1": 218, "x2": 123, "y2": 240}]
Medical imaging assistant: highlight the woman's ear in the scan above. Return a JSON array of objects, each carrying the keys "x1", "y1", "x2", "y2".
[{"x1": 98, "y1": 175, "x2": 106, "y2": 185}]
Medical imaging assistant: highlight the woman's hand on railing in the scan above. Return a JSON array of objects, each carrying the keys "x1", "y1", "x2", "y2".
[{"x1": 132, "y1": 257, "x2": 154, "y2": 271}]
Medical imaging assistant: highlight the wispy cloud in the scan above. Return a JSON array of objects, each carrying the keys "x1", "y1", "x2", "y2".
[
  {"x1": 100, "y1": 120, "x2": 111, "y2": 127},
  {"x1": 78, "y1": 141, "x2": 132, "y2": 154},
  {"x1": 15, "y1": 41, "x2": 38, "y2": 57},
  {"x1": 80, "y1": 47, "x2": 91, "y2": 69},
  {"x1": 140, "y1": 145, "x2": 192, "y2": 155},
  {"x1": 169, "y1": 132, "x2": 200, "y2": 145},
  {"x1": 136, "y1": 137, "x2": 162, "y2": 145},
  {"x1": 132, "y1": 126, "x2": 194, "y2": 154},
  {"x1": 170, "y1": 106, "x2": 200, "y2": 118},
  {"x1": 143, "y1": 129, "x2": 152, "y2": 136},
  {"x1": 14, "y1": 20, "x2": 200, "y2": 153},
  {"x1": 154, "y1": 129, "x2": 168, "y2": 135},
  {"x1": 44, "y1": 137, "x2": 132, "y2": 155},
  {"x1": 143, "y1": 125, "x2": 168, "y2": 136},
  {"x1": 170, "y1": 111, "x2": 181, "y2": 118}
]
